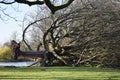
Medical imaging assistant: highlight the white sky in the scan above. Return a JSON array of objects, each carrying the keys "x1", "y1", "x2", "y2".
[{"x1": 0, "y1": 3, "x2": 36, "y2": 45}]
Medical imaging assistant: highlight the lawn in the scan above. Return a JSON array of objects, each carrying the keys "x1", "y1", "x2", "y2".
[{"x1": 0, "y1": 67, "x2": 120, "y2": 80}]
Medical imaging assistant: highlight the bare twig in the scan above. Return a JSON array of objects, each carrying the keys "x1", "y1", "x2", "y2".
[{"x1": 22, "y1": 17, "x2": 49, "y2": 51}]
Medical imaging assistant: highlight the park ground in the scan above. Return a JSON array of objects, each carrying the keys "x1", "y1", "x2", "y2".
[{"x1": 0, "y1": 67, "x2": 120, "y2": 80}]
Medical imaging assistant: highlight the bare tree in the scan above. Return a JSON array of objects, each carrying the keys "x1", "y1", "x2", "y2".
[{"x1": 16, "y1": 0, "x2": 120, "y2": 67}]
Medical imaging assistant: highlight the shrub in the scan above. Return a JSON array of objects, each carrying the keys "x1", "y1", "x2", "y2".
[{"x1": 0, "y1": 46, "x2": 13, "y2": 61}]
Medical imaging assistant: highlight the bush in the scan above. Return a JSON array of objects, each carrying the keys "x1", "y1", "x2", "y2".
[{"x1": 0, "y1": 46, "x2": 13, "y2": 61}]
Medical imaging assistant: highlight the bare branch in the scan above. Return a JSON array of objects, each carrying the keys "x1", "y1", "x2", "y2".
[
  {"x1": 77, "y1": 54, "x2": 101, "y2": 65},
  {"x1": 22, "y1": 17, "x2": 49, "y2": 51},
  {"x1": 0, "y1": 0, "x2": 75, "y2": 14},
  {"x1": 15, "y1": 0, "x2": 44, "y2": 6},
  {"x1": 44, "y1": 0, "x2": 75, "y2": 14},
  {"x1": 0, "y1": 7, "x2": 18, "y2": 21},
  {"x1": 0, "y1": 0, "x2": 15, "y2": 4}
]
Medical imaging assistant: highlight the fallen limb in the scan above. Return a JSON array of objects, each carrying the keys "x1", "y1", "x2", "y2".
[{"x1": 75, "y1": 54, "x2": 100, "y2": 65}]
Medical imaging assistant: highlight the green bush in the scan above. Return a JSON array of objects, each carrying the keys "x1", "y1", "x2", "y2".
[{"x1": 0, "y1": 46, "x2": 13, "y2": 61}]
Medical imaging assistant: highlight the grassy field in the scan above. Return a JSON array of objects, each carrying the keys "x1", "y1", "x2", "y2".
[{"x1": 0, "y1": 67, "x2": 120, "y2": 80}]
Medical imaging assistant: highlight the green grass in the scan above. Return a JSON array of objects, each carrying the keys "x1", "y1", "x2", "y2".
[{"x1": 0, "y1": 67, "x2": 120, "y2": 80}]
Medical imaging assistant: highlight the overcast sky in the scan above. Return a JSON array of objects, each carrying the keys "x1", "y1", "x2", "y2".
[{"x1": 0, "y1": 3, "x2": 36, "y2": 45}]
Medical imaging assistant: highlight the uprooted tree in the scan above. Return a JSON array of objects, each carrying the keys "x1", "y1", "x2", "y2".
[
  {"x1": 21, "y1": 0, "x2": 120, "y2": 67},
  {"x1": 1, "y1": 0, "x2": 120, "y2": 68}
]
